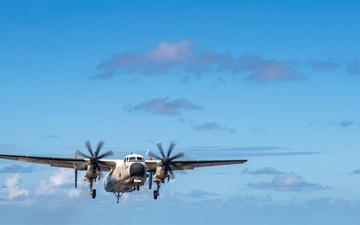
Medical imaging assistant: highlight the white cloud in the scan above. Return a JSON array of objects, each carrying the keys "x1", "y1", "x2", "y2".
[
  {"x1": 147, "y1": 39, "x2": 193, "y2": 62},
  {"x1": 1, "y1": 174, "x2": 29, "y2": 200},
  {"x1": 36, "y1": 168, "x2": 83, "y2": 197},
  {"x1": 247, "y1": 172, "x2": 330, "y2": 192}
]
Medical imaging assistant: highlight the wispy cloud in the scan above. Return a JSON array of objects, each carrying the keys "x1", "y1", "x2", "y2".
[
  {"x1": 180, "y1": 145, "x2": 318, "y2": 158},
  {"x1": 0, "y1": 164, "x2": 33, "y2": 173},
  {"x1": 310, "y1": 119, "x2": 360, "y2": 128},
  {"x1": 44, "y1": 134, "x2": 60, "y2": 139},
  {"x1": 347, "y1": 58, "x2": 360, "y2": 75},
  {"x1": 192, "y1": 122, "x2": 236, "y2": 133},
  {"x1": 249, "y1": 128, "x2": 267, "y2": 133},
  {"x1": 307, "y1": 58, "x2": 340, "y2": 71},
  {"x1": 327, "y1": 119, "x2": 360, "y2": 128},
  {"x1": 241, "y1": 55, "x2": 301, "y2": 82},
  {"x1": 247, "y1": 172, "x2": 330, "y2": 192},
  {"x1": 93, "y1": 39, "x2": 302, "y2": 83},
  {"x1": 124, "y1": 97, "x2": 203, "y2": 116},
  {"x1": 182, "y1": 189, "x2": 220, "y2": 199},
  {"x1": 241, "y1": 167, "x2": 284, "y2": 175},
  {"x1": 351, "y1": 168, "x2": 360, "y2": 174}
]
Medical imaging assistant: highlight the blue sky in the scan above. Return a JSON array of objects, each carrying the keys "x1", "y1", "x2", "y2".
[{"x1": 1, "y1": 1, "x2": 360, "y2": 224}]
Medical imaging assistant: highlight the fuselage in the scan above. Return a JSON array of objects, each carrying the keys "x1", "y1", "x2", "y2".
[{"x1": 103, "y1": 153, "x2": 147, "y2": 193}]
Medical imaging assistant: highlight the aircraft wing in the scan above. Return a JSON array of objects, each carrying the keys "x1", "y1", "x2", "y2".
[
  {"x1": 145, "y1": 159, "x2": 247, "y2": 172},
  {"x1": 0, "y1": 154, "x2": 116, "y2": 171}
]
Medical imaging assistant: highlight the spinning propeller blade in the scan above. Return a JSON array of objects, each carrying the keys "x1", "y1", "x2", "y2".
[
  {"x1": 148, "y1": 141, "x2": 185, "y2": 181},
  {"x1": 76, "y1": 141, "x2": 114, "y2": 179}
]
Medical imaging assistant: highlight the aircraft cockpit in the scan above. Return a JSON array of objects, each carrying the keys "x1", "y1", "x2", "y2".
[{"x1": 124, "y1": 153, "x2": 144, "y2": 163}]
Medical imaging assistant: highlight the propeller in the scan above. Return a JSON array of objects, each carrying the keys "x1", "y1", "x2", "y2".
[
  {"x1": 147, "y1": 142, "x2": 184, "y2": 180},
  {"x1": 76, "y1": 141, "x2": 114, "y2": 179}
]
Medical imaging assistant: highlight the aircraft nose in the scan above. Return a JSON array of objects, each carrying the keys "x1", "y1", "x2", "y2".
[{"x1": 130, "y1": 163, "x2": 145, "y2": 177}]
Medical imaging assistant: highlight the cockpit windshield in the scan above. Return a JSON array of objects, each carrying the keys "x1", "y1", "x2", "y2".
[{"x1": 125, "y1": 156, "x2": 144, "y2": 162}]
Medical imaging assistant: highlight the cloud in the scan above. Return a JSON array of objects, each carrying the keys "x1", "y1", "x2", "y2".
[
  {"x1": 243, "y1": 167, "x2": 330, "y2": 192},
  {"x1": 249, "y1": 128, "x2": 267, "y2": 133},
  {"x1": 36, "y1": 168, "x2": 82, "y2": 197},
  {"x1": 181, "y1": 145, "x2": 318, "y2": 158},
  {"x1": 327, "y1": 119, "x2": 360, "y2": 128},
  {"x1": 93, "y1": 39, "x2": 302, "y2": 83},
  {"x1": 351, "y1": 168, "x2": 360, "y2": 174},
  {"x1": 307, "y1": 58, "x2": 340, "y2": 71},
  {"x1": 347, "y1": 58, "x2": 360, "y2": 75},
  {"x1": 94, "y1": 39, "x2": 193, "y2": 78},
  {"x1": 124, "y1": 97, "x2": 203, "y2": 116},
  {"x1": 0, "y1": 164, "x2": 33, "y2": 173},
  {"x1": 44, "y1": 134, "x2": 60, "y2": 139},
  {"x1": 247, "y1": 172, "x2": 330, "y2": 192},
  {"x1": 0, "y1": 174, "x2": 29, "y2": 200},
  {"x1": 310, "y1": 119, "x2": 360, "y2": 128},
  {"x1": 182, "y1": 189, "x2": 220, "y2": 199},
  {"x1": 241, "y1": 55, "x2": 302, "y2": 82},
  {"x1": 241, "y1": 167, "x2": 284, "y2": 175},
  {"x1": 192, "y1": 122, "x2": 236, "y2": 133},
  {"x1": 94, "y1": 39, "x2": 240, "y2": 78}
]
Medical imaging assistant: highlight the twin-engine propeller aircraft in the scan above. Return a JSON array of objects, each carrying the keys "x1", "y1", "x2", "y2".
[{"x1": 0, "y1": 141, "x2": 247, "y2": 203}]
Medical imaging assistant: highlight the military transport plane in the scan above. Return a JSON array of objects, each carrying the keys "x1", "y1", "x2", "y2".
[{"x1": 0, "y1": 141, "x2": 247, "y2": 203}]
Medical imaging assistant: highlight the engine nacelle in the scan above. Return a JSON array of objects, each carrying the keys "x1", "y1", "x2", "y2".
[
  {"x1": 84, "y1": 164, "x2": 99, "y2": 180},
  {"x1": 153, "y1": 165, "x2": 169, "y2": 182}
]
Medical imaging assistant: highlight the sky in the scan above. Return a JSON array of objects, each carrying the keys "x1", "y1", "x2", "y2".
[{"x1": 0, "y1": 0, "x2": 360, "y2": 224}]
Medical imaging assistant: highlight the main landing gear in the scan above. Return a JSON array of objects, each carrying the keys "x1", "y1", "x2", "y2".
[
  {"x1": 91, "y1": 189, "x2": 96, "y2": 199},
  {"x1": 88, "y1": 177, "x2": 99, "y2": 199},
  {"x1": 153, "y1": 181, "x2": 161, "y2": 200}
]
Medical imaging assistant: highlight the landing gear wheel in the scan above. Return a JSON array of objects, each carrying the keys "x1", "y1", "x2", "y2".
[
  {"x1": 92, "y1": 189, "x2": 96, "y2": 199},
  {"x1": 153, "y1": 190, "x2": 158, "y2": 200}
]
